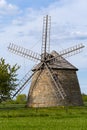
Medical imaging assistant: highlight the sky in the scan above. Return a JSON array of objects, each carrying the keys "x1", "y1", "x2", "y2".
[{"x1": 0, "y1": 0, "x2": 87, "y2": 95}]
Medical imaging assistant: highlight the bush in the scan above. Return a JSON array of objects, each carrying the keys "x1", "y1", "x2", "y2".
[
  {"x1": 82, "y1": 94, "x2": 87, "y2": 102},
  {"x1": 15, "y1": 94, "x2": 27, "y2": 104}
]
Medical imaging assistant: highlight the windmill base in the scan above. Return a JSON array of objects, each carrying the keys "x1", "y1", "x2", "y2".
[{"x1": 27, "y1": 69, "x2": 83, "y2": 107}]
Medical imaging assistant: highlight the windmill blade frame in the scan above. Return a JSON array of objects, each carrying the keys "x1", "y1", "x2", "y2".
[
  {"x1": 12, "y1": 72, "x2": 34, "y2": 98},
  {"x1": 8, "y1": 43, "x2": 41, "y2": 62},
  {"x1": 60, "y1": 43, "x2": 85, "y2": 58},
  {"x1": 46, "y1": 43, "x2": 85, "y2": 63},
  {"x1": 41, "y1": 15, "x2": 51, "y2": 60}
]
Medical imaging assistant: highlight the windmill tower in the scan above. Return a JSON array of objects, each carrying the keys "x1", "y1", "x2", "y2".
[{"x1": 8, "y1": 15, "x2": 84, "y2": 107}]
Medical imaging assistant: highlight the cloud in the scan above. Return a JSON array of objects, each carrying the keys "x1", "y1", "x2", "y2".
[
  {"x1": 0, "y1": 0, "x2": 6, "y2": 7},
  {"x1": 0, "y1": 0, "x2": 87, "y2": 63},
  {"x1": 0, "y1": 0, "x2": 87, "y2": 94},
  {"x1": 0, "y1": 0, "x2": 20, "y2": 15}
]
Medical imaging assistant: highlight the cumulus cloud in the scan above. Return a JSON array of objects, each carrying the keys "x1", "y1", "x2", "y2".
[
  {"x1": 0, "y1": 0, "x2": 87, "y2": 63},
  {"x1": 0, "y1": 1, "x2": 87, "y2": 52},
  {"x1": 0, "y1": 0, "x2": 87, "y2": 93},
  {"x1": 0, "y1": 0, "x2": 20, "y2": 15},
  {"x1": 0, "y1": 0, "x2": 6, "y2": 7}
]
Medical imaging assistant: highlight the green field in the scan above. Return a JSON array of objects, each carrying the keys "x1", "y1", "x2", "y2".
[{"x1": 0, "y1": 104, "x2": 87, "y2": 130}]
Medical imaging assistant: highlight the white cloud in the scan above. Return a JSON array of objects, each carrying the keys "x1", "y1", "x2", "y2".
[
  {"x1": 0, "y1": 0, "x2": 20, "y2": 15},
  {"x1": 0, "y1": 0, "x2": 6, "y2": 7},
  {"x1": 0, "y1": 0, "x2": 87, "y2": 66},
  {"x1": 0, "y1": 0, "x2": 87, "y2": 93}
]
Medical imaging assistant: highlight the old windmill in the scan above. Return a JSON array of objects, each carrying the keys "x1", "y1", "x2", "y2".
[{"x1": 8, "y1": 15, "x2": 84, "y2": 107}]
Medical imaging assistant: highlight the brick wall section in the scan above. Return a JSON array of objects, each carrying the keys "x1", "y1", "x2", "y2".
[{"x1": 27, "y1": 69, "x2": 83, "y2": 107}]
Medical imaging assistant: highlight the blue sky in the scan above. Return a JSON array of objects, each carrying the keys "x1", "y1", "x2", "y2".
[
  {"x1": 0, "y1": 0, "x2": 87, "y2": 94},
  {"x1": 7, "y1": 0, "x2": 58, "y2": 9}
]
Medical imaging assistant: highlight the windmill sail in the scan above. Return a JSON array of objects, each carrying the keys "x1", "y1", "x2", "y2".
[
  {"x1": 46, "y1": 43, "x2": 85, "y2": 62},
  {"x1": 41, "y1": 15, "x2": 51, "y2": 60},
  {"x1": 8, "y1": 43, "x2": 41, "y2": 61},
  {"x1": 59, "y1": 43, "x2": 85, "y2": 58},
  {"x1": 12, "y1": 71, "x2": 34, "y2": 98}
]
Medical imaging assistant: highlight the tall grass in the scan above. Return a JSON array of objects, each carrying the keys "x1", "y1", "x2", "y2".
[{"x1": 0, "y1": 104, "x2": 87, "y2": 130}]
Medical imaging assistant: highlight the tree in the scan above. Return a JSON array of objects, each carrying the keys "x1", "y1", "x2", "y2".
[
  {"x1": 15, "y1": 94, "x2": 27, "y2": 104},
  {"x1": 0, "y1": 58, "x2": 20, "y2": 102}
]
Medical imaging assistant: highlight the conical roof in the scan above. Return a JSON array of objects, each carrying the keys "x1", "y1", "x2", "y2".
[{"x1": 33, "y1": 50, "x2": 78, "y2": 71}]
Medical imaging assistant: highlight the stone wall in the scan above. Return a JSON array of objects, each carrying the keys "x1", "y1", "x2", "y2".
[{"x1": 27, "y1": 69, "x2": 83, "y2": 107}]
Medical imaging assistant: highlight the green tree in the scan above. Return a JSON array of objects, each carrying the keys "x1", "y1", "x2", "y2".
[
  {"x1": 16, "y1": 94, "x2": 27, "y2": 104},
  {"x1": 0, "y1": 58, "x2": 20, "y2": 102}
]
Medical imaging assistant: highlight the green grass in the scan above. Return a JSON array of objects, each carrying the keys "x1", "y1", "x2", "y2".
[{"x1": 0, "y1": 104, "x2": 87, "y2": 130}]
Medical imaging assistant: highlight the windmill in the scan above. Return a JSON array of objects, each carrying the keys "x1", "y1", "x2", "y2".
[{"x1": 8, "y1": 15, "x2": 84, "y2": 107}]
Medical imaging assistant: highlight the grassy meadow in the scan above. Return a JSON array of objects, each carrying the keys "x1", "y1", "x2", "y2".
[{"x1": 0, "y1": 103, "x2": 87, "y2": 130}]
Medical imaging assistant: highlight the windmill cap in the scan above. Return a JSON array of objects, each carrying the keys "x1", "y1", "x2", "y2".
[{"x1": 32, "y1": 50, "x2": 78, "y2": 71}]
